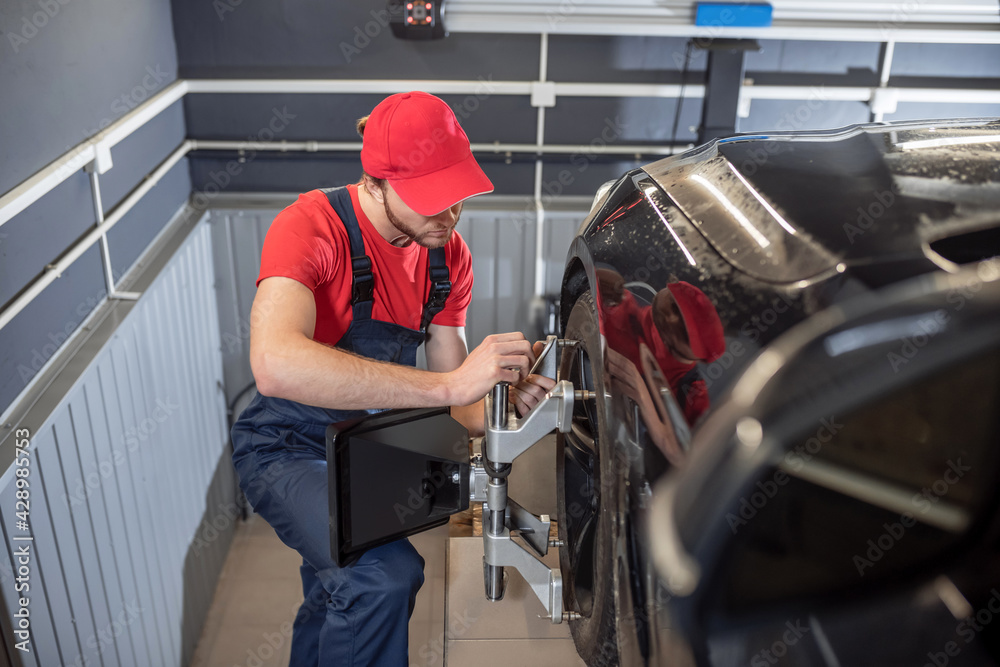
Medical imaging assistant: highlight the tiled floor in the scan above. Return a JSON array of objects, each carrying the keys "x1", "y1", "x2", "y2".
[
  {"x1": 189, "y1": 515, "x2": 451, "y2": 667},
  {"x1": 190, "y1": 435, "x2": 581, "y2": 666},
  {"x1": 189, "y1": 515, "x2": 300, "y2": 667}
]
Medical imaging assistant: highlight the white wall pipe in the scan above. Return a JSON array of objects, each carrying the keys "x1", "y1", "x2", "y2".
[
  {"x1": 533, "y1": 33, "x2": 550, "y2": 302},
  {"x1": 189, "y1": 139, "x2": 688, "y2": 156},
  {"x1": 185, "y1": 79, "x2": 531, "y2": 96}
]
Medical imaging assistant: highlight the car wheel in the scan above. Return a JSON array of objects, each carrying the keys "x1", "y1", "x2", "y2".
[{"x1": 558, "y1": 290, "x2": 620, "y2": 666}]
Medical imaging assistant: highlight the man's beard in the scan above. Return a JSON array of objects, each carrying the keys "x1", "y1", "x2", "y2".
[{"x1": 383, "y1": 197, "x2": 455, "y2": 249}]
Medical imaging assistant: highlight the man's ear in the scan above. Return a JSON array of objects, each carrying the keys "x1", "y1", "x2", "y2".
[{"x1": 363, "y1": 176, "x2": 386, "y2": 203}]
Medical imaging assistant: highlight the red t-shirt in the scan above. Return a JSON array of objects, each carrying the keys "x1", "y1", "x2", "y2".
[
  {"x1": 256, "y1": 185, "x2": 473, "y2": 345},
  {"x1": 601, "y1": 291, "x2": 710, "y2": 426}
]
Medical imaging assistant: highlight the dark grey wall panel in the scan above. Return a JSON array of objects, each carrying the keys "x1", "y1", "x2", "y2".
[
  {"x1": 190, "y1": 154, "x2": 367, "y2": 195},
  {"x1": 741, "y1": 99, "x2": 871, "y2": 133},
  {"x1": 184, "y1": 92, "x2": 538, "y2": 144},
  {"x1": 541, "y1": 159, "x2": 645, "y2": 198},
  {"x1": 187, "y1": 154, "x2": 539, "y2": 196},
  {"x1": 545, "y1": 96, "x2": 701, "y2": 145},
  {"x1": 101, "y1": 101, "x2": 188, "y2": 213},
  {"x1": 106, "y1": 161, "x2": 192, "y2": 277},
  {"x1": 0, "y1": 0, "x2": 179, "y2": 194},
  {"x1": 0, "y1": 171, "x2": 95, "y2": 307},
  {"x1": 171, "y1": 0, "x2": 539, "y2": 80},
  {"x1": 891, "y1": 43, "x2": 1000, "y2": 78},
  {"x1": 746, "y1": 40, "x2": 880, "y2": 75},
  {"x1": 0, "y1": 246, "x2": 105, "y2": 418},
  {"x1": 548, "y1": 34, "x2": 706, "y2": 83}
]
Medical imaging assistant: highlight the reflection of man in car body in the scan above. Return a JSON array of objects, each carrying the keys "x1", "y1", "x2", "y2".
[{"x1": 596, "y1": 268, "x2": 725, "y2": 425}]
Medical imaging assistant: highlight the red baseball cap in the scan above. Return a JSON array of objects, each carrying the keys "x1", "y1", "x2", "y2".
[
  {"x1": 665, "y1": 282, "x2": 726, "y2": 362},
  {"x1": 361, "y1": 91, "x2": 494, "y2": 216}
]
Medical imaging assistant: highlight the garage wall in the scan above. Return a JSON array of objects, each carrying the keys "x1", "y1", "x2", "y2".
[
  {"x1": 169, "y1": 0, "x2": 1000, "y2": 201},
  {"x1": 0, "y1": 0, "x2": 192, "y2": 419},
  {"x1": 0, "y1": 219, "x2": 229, "y2": 667}
]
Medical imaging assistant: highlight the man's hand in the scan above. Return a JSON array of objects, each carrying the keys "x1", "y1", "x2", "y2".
[
  {"x1": 444, "y1": 333, "x2": 536, "y2": 407},
  {"x1": 510, "y1": 341, "x2": 557, "y2": 416}
]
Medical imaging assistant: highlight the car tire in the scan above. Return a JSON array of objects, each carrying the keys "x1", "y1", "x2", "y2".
[{"x1": 558, "y1": 290, "x2": 620, "y2": 667}]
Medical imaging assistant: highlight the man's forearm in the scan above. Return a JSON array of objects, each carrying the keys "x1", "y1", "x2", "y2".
[{"x1": 253, "y1": 333, "x2": 453, "y2": 410}]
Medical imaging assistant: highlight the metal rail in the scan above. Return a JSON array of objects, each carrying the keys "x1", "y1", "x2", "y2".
[{"x1": 3, "y1": 72, "x2": 1000, "y2": 334}]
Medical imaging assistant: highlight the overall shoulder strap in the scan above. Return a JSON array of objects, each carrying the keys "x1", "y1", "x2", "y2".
[
  {"x1": 321, "y1": 187, "x2": 373, "y2": 321},
  {"x1": 420, "y1": 247, "x2": 451, "y2": 333},
  {"x1": 676, "y1": 365, "x2": 702, "y2": 409}
]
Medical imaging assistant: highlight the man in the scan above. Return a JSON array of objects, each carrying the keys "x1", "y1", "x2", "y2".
[
  {"x1": 231, "y1": 91, "x2": 553, "y2": 666},
  {"x1": 597, "y1": 268, "x2": 724, "y2": 425},
  {"x1": 646, "y1": 281, "x2": 725, "y2": 425}
]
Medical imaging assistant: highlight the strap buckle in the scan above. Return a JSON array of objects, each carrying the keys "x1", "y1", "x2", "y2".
[{"x1": 351, "y1": 255, "x2": 374, "y2": 304}]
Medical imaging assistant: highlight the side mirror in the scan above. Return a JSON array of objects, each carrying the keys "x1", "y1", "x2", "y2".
[{"x1": 327, "y1": 407, "x2": 469, "y2": 567}]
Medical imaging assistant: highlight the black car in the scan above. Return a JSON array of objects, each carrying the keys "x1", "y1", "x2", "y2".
[
  {"x1": 556, "y1": 117, "x2": 1000, "y2": 666},
  {"x1": 325, "y1": 118, "x2": 1000, "y2": 666}
]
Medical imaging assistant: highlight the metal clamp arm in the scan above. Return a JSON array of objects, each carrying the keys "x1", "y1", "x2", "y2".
[
  {"x1": 485, "y1": 380, "x2": 577, "y2": 465},
  {"x1": 483, "y1": 528, "x2": 563, "y2": 622}
]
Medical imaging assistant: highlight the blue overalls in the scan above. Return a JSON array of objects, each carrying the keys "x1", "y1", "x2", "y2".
[{"x1": 231, "y1": 186, "x2": 452, "y2": 666}]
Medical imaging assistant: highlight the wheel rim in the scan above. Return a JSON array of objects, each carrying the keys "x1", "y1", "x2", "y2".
[{"x1": 562, "y1": 339, "x2": 602, "y2": 617}]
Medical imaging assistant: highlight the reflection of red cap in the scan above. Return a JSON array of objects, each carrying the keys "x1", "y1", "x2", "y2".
[
  {"x1": 666, "y1": 282, "x2": 725, "y2": 362},
  {"x1": 361, "y1": 92, "x2": 494, "y2": 216}
]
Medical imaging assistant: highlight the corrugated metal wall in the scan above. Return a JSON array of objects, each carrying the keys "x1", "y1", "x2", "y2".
[
  {"x1": 0, "y1": 220, "x2": 229, "y2": 667},
  {"x1": 210, "y1": 201, "x2": 587, "y2": 407}
]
